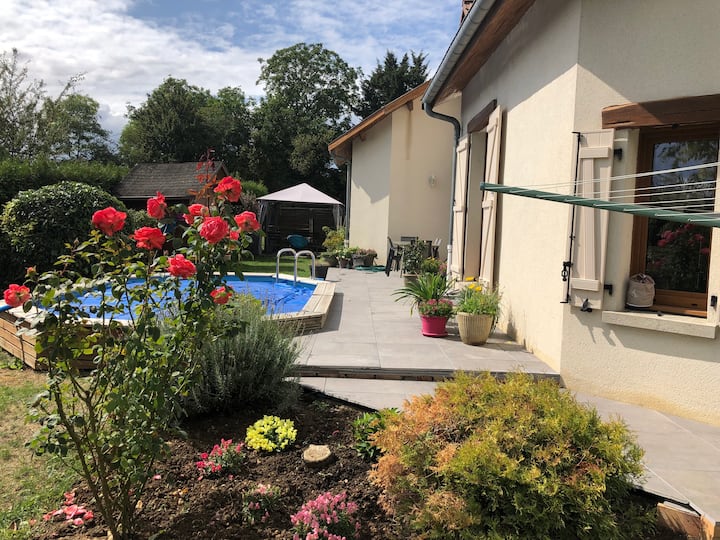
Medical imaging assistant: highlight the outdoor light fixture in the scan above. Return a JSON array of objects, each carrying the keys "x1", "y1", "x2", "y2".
[{"x1": 428, "y1": 175, "x2": 437, "y2": 187}]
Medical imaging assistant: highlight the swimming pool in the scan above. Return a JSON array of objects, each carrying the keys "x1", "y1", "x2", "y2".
[{"x1": 77, "y1": 274, "x2": 317, "y2": 320}]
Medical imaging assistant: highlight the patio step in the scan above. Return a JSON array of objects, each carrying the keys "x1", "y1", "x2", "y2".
[{"x1": 295, "y1": 364, "x2": 563, "y2": 384}]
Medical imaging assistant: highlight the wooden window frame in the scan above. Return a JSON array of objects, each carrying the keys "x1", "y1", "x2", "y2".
[{"x1": 630, "y1": 124, "x2": 720, "y2": 317}]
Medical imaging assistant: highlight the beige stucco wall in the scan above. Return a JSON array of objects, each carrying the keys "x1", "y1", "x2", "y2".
[
  {"x1": 459, "y1": 0, "x2": 720, "y2": 424},
  {"x1": 558, "y1": 0, "x2": 720, "y2": 425},
  {"x1": 348, "y1": 119, "x2": 392, "y2": 257},
  {"x1": 348, "y1": 94, "x2": 459, "y2": 263},
  {"x1": 461, "y1": 0, "x2": 582, "y2": 369}
]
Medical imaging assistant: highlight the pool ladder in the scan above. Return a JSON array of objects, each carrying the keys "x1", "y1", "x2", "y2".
[{"x1": 276, "y1": 248, "x2": 316, "y2": 283}]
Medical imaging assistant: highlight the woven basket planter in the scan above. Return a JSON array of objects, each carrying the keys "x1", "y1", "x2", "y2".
[{"x1": 456, "y1": 312, "x2": 493, "y2": 345}]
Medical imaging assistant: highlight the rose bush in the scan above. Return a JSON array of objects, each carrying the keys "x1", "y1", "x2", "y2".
[
  {"x1": 15, "y1": 174, "x2": 259, "y2": 539},
  {"x1": 146, "y1": 191, "x2": 167, "y2": 220}
]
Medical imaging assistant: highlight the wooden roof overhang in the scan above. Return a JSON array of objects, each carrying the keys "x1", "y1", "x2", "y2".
[{"x1": 328, "y1": 81, "x2": 430, "y2": 165}]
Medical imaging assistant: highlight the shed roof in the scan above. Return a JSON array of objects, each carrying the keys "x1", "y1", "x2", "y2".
[
  {"x1": 114, "y1": 162, "x2": 229, "y2": 200},
  {"x1": 328, "y1": 81, "x2": 430, "y2": 164}
]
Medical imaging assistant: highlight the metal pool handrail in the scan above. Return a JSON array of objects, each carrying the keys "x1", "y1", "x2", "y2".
[{"x1": 275, "y1": 248, "x2": 317, "y2": 284}]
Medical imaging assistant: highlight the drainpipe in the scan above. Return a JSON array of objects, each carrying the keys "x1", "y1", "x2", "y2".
[
  {"x1": 330, "y1": 150, "x2": 351, "y2": 246},
  {"x1": 423, "y1": 103, "x2": 461, "y2": 280}
]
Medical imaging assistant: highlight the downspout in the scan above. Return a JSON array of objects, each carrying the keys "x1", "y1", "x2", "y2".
[
  {"x1": 330, "y1": 150, "x2": 351, "y2": 246},
  {"x1": 423, "y1": 104, "x2": 461, "y2": 280}
]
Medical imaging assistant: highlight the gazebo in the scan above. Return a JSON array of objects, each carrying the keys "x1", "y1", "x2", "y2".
[{"x1": 258, "y1": 183, "x2": 344, "y2": 253}]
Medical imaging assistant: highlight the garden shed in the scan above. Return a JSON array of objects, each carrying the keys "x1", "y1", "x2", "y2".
[
  {"x1": 258, "y1": 183, "x2": 344, "y2": 253},
  {"x1": 114, "y1": 162, "x2": 230, "y2": 209}
]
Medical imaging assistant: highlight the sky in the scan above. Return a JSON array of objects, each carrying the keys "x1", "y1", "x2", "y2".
[{"x1": 1, "y1": 0, "x2": 462, "y2": 140}]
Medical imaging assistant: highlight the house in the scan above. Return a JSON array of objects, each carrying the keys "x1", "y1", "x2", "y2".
[
  {"x1": 328, "y1": 81, "x2": 460, "y2": 262},
  {"x1": 114, "y1": 162, "x2": 230, "y2": 209},
  {"x1": 423, "y1": 0, "x2": 720, "y2": 426}
]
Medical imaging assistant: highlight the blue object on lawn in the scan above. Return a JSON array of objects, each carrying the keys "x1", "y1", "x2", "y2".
[{"x1": 287, "y1": 234, "x2": 309, "y2": 249}]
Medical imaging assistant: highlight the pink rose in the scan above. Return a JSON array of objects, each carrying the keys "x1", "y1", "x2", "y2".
[
  {"x1": 234, "y1": 211, "x2": 260, "y2": 232},
  {"x1": 167, "y1": 254, "x2": 196, "y2": 278},
  {"x1": 3, "y1": 284, "x2": 30, "y2": 307},
  {"x1": 146, "y1": 192, "x2": 167, "y2": 220},
  {"x1": 91, "y1": 207, "x2": 126, "y2": 236},
  {"x1": 210, "y1": 286, "x2": 232, "y2": 305},
  {"x1": 199, "y1": 216, "x2": 229, "y2": 244},
  {"x1": 132, "y1": 227, "x2": 166, "y2": 250},
  {"x1": 214, "y1": 176, "x2": 242, "y2": 202},
  {"x1": 183, "y1": 203, "x2": 208, "y2": 225}
]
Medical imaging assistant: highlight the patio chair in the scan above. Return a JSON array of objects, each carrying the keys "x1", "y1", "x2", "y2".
[
  {"x1": 287, "y1": 234, "x2": 309, "y2": 250},
  {"x1": 431, "y1": 238, "x2": 442, "y2": 258},
  {"x1": 386, "y1": 237, "x2": 403, "y2": 272}
]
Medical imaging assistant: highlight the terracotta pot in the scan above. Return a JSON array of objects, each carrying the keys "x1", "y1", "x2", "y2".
[
  {"x1": 420, "y1": 315, "x2": 449, "y2": 337},
  {"x1": 456, "y1": 312, "x2": 493, "y2": 345}
]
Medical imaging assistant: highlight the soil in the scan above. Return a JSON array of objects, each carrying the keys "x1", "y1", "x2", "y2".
[{"x1": 34, "y1": 389, "x2": 689, "y2": 540}]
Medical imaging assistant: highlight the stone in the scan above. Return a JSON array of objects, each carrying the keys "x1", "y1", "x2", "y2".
[{"x1": 302, "y1": 444, "x2": 335, "y2": 468}]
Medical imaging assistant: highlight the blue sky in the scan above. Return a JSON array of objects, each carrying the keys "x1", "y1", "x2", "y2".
[{"x1": 1, "y1": 0, "x2": 461, "y2": 138}]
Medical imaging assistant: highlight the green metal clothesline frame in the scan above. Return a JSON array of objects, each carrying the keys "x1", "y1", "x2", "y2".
[{"x1": 480, "y1": 183, "x2": 720, "y2": 228}]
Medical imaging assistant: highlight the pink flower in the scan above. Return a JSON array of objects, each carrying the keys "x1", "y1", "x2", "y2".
[
  {"x1": 214, "y1": 176, "x2": 242, "y2": 202},
  {"x1": 3, "y1": 284, "x2": 30, "y2": 307},
  {"x1": 183, "y1": 203, "x2": 208, "y2": 225},
  {"x1": 234, "y1": 211, "x2": 261, "y2": 232},
  {"x1": 210, "y1": 286, "x2": 233, "y2": 305},
  {"x1": 167, "y1": 254, "x2": 196, "y2": 278},
  {"x1": 146, "y1": 191, "x2": 167, "y2": 220},
  {"x1": 199, "y1": 216, "x2": 229, "y2": 244},
  {"x1": 91, "y1": 207, "x2": 127, "y2": 236},
  {"x1": 132, "y1": 227, "x2": 166, "y2": 250}
]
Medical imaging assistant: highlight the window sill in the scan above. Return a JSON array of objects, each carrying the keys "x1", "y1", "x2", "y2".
[{"x1": 602, "y1": 310, "x2": 717, "y2": 339}]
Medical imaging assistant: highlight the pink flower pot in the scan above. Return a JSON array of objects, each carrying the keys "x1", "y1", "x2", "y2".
[{"x1": 420, "y1": 315, "x2": 448, "y2": 337}]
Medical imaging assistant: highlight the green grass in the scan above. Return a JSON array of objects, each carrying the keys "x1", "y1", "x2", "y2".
[
  {"x1": 0, "y1": 367, "x2": 79, "y2": 540},
  {"x1": 239, "y1": 254, "x2": 313, "y2": 278}
]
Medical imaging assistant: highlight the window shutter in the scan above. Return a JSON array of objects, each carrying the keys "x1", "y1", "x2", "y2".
[
  {"x1": 568, "y1": 129, "x2": 614, "y2": 310},
  {"x1": 451, "y1": 136, "x2": 470, "y2": 275},
  {"x1": 479, "y1": 106, "x2": 502, "y2": 285}
]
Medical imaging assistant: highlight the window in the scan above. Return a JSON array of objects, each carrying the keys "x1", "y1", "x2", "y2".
[{"x1": 631, "y1": 125, "x2": 719, "y2": 316}]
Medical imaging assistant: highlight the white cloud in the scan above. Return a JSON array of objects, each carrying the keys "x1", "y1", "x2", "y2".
[{"x1": 0, "y1": 0, "x2": 460, "y2": 138}]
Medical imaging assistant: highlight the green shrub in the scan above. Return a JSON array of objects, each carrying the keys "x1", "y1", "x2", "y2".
[
  {"x1": 0, "y1": 230, "x2": 26, "y2": 288},
  {"x1": 1, "y1": 182, "x2": 126, "y2": 273},
  {"x1": 241, "y1": 179, "x2": 269, "y2": 197},
  {"x1": 370, "y1": 372, "x2": 653, "y2": 540},
  {"x1": 183, "y1": 293, "x2": 300, "y2": 415},
  {"x1": 0, "y1": 158, "x2": 127, "y2": 206},
  {"x1": 353, "y1": 408, "x2": 399, "y2": 461},
  {"x1": 322, "y1": 225, "x2": 345, "y2": 252}
]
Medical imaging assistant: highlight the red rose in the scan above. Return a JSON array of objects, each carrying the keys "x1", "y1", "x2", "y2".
[
  {"x1": 229, "y1": 230, "x2": 240, "y2": 241},
  {"x1": 234, "y1": 211, "x2": 260, "y2": 232},
  {"x1": 4, "y1": 283, "x2": 31, "y2": 308},
  {"x1": 210, "y1": 286, "x2": 232, "y2": 305},
  {"x1": 132, "y1": 227, "x2": 166, "y2": 250},
  {"x1": 199, "y1": 216, "x2": 229, "y2": 244},
  {"x1": 214, "y1": 176, "x2": 242, "y2": 202},
  {"x1": 183, "y1": 203, "x2": 208, "y2": 225},
  {"x1": 167, "y1": 254, "x2": 196, "y2": 278},
  {"x1": 146, "y1": 192, "x2": 167, "y2": 220},
  {"x1": 91, "y1": 207, "x2": 127, "y2": 236}
]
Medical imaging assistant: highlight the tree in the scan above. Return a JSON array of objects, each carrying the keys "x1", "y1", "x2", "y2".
[
  {"x1": 200, "y1": 86, "x2": 253, "y2": 175},
  {"x1": 0, "y1": 48, "x2": 47, "y2": 159},
  {"x1": 355, "y1": 51, "x2": 429, "y2": 119},
  {"x1": 40, "y1": 94, "x2": 113, "y2": 161},
  {"x1": 120, "y1": 77, "x2": 214, "y2": 164},
  {"x1": 251, "y1": 43, "x2": 360, "y2": 198}
]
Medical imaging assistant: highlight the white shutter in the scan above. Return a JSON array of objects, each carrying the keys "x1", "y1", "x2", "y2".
[
  {"x1": 450, "y1": 136, "x2": 470, "y2": 276},
  {"x1": 568, "y1": 130, "x2": 614, "y2": 310},
  {"x1": 479, "y1": 107, "x2": 502, "y2": 285}
]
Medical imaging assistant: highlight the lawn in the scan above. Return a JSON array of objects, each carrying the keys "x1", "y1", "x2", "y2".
[{"x1": 239, "y1": 253, "x2": 313, "y2": 277}]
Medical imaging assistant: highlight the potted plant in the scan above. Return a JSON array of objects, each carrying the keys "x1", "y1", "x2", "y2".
[
  {"x1": 351, "y1": 247, "x2": 367, "y2": 268},
  {"x1": 314, "y1": 260, "x2": 331, "y2": 279},
  {"x1": 363, "y1": 249, "x2": 377, "y2": 267},
  {"x1": 455, "y1": 281, "x2": 501, "y2": 345},
  {"x1": 336, "y1": 246, "x2": 355, "y2": 268},
  {"x1": 420, "y1": 257, "x2": 447, "y2": 276},
  {"x1": 401, "y1": 242, "x2": 426, "y2": 284},
  {"x1": 417, "y1": 298, "x2": 454, "y2": 337},
  {"x1": 320, "y1": 251, "x2": 338, "y2": 267}
]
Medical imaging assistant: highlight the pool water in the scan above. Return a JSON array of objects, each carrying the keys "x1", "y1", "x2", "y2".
[{"x1": 79, "y1": 275, "x2": 316, "y2": 320}]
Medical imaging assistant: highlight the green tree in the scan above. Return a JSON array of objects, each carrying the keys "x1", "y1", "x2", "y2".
[
  {"x1": 120, "y1": 77, "x2": 214, "y2": 164},
  {"x1": 40, "y1": 93, "x2": 113, "y2": 161},
  {"x1": 0, "y1": 48, "x2": 47, "y2": 159},
  {"x1": 355, "y1": 50, "x2": 428, "y2": 119},
  {"x1": 200, "y1": 86, "x2": 253, "y2": 175},
  {"x1": 251, "y1": 43, "x2": 359, "y2": 198}
]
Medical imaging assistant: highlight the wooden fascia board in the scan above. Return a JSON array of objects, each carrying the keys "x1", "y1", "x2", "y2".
[
  {"x1": 602, "y1": 94, "x2": 720, "y2": 128},
  {"x1": 328, "y1": 81, "x2": 430, "y2": 160},
  {"x1": 436, "y1": 0, "x2": 537, "y2": 102}
]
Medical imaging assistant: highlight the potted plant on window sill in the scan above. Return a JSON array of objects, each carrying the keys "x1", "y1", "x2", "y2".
[{"x1": 456, "y1": 281, "x2": 501, "y2": 345}]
